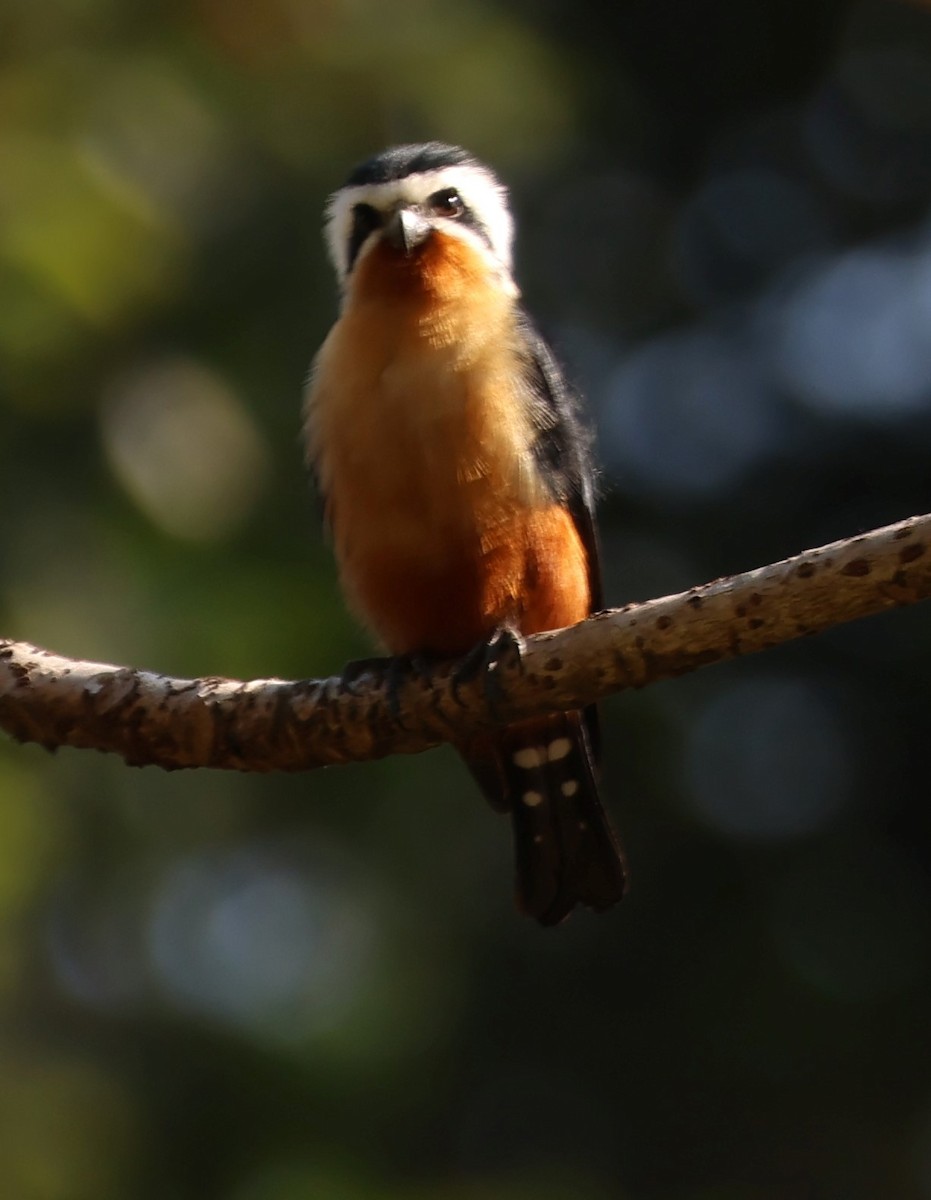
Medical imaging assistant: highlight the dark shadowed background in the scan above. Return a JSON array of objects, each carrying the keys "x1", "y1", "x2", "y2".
[{"x1": 3, "y1": 1, "x2": 931, "y2": 1196}]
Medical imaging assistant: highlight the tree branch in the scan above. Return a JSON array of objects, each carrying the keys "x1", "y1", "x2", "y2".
[{"x1": 1, "y1": 512, "x2": 929, "y2": 772}]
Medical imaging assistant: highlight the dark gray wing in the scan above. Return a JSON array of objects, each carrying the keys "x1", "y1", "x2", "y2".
[
  {"x1": 516, "y1": 313, "x2": 605, "y2": 762},
  {"x1": 516, "y1": 312, "x2": 604, "y2": 614}
]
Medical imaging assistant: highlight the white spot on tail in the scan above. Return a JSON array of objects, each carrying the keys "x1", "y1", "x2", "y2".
[
  {"x1": 513, "y1": 746, "x2": 543, "y2": 769},
  {"x1": 561, "y1": 780, "x2": 579, "y2": 797},
  {"x1": 522, "y1": 790, "x2": 543, "y2": 807},
  {"x1": 547, "y1": 737, "x2": 572, "y2": 762}
]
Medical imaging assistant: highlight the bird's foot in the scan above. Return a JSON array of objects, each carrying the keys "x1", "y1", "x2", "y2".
[
  {"x1": 450, "y1": 625, "x2": 526, "y2": 722},
  {"x1": 342, "y1": 652, "x2": 438, "y2": 724}
]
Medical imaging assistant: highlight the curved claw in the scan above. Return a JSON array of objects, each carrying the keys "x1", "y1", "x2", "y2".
[
  {"x1": 340, "y1": 652, "x2": 439, "y2": 724},
  {"x1": 384, "y1": 652, "x2": 438, "y2": 724},
  {"x1": 451, "y1": 626, "x2": 526, "y2": 721}
]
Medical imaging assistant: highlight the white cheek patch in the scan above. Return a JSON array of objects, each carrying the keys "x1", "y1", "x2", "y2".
[{"x1": 325, "y1": 163, "x2": 515, "y2": 284}]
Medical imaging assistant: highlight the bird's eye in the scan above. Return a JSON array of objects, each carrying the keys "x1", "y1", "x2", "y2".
[{"x1": 429, "y1": 188, "x2": 464, "y2": 218}]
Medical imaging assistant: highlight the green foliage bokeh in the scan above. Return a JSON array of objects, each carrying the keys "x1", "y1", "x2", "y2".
[{"x1": 3, "y1": 1, "x2": 931, "y2": 1197}]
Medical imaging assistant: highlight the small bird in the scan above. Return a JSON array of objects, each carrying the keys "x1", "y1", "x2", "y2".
[{"x1": 304, "y1": 143, "x2": 626, "y2": 924}]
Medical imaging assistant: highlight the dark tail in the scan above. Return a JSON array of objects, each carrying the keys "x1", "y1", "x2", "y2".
[{"x1": 461, "y1": 711, "x2": 626, "y2": 926}]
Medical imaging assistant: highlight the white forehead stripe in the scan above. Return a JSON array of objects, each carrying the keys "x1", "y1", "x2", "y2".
[{"x1": 325, "y1": 163, "x2": 514, "y2": 282}]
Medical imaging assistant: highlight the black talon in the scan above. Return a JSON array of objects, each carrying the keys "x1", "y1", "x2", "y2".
[
  {"x1": 402, "y1": 651, "x2": 436, "y2": 687},
  {"x1": 451, "y1": 626, "x2": 526, "y2": 721},
  {"x1": 341, "y1": 651, "x2": 440, "y2": 723},
  {"x1": 382, "y1": 652, "x2": 439, "y2": 724},
  {"x1": 339, "y1": 654, "x2": 407, "y2": 721}
]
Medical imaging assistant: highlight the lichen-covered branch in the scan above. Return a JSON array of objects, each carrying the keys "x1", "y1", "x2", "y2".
[{"x1": 1, "y1": 512, "x2": 929, "y2": 772}]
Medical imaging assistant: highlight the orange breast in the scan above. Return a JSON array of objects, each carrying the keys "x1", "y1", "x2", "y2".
[{"x1": 306, "y1": 229, "x2": 592, "y2": 656}]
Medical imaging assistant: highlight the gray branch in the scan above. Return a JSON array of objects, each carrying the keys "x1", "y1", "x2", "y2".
[{"x1": 1, "y1": 512, "x2": 929, "y2": 772}]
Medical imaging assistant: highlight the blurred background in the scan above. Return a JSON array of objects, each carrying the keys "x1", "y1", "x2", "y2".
[{"x1": 3, "y1": 0, "x2": 931, "y2": 1196}]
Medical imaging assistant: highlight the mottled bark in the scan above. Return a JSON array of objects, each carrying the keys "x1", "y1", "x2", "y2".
[{"x1": 1, "y1": 512, "x2": 929, "y2": 772}]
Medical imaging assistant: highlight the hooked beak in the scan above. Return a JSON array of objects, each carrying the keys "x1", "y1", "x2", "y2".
[{"x1": 383, "y1": 207, "x2": 432, "y2": 254}]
